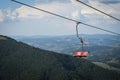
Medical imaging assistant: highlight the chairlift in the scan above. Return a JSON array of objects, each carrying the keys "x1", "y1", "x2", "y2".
[
  {"x1": 73, "y1": 22, "x2": 89, "y2": 57},
  {"x1": 11, "y1": 0, "x2": 120, "y2": 58}
]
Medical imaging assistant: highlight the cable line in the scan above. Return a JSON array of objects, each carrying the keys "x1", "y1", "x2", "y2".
[
  {"x1": 80, "y1": 22, "x2": 120, "y2": 35},
  {"x1": 11, "y1": 0, "x2": 120, "y2": 35},
  {"x1": 76, "y1": 0, "x2": 120, "y2": 22}
]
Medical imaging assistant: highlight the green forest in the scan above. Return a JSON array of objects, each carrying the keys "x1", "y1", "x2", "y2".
[{"x1": 0, "y1": 35, "x2": 120, "y2": 80}]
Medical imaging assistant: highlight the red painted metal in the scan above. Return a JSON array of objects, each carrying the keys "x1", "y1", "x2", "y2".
[{"x1": 74, "y1": 51, "x2": 88, "y2": 57}]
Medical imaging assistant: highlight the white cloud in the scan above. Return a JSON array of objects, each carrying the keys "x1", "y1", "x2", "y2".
[
  {"x1": 91, "y1": 0, "x2": 120, "y2": 4},
  {"x1": 16, "y1": 5, "x2": 45, "y2": 19},
  {"x1": 71, "y1": 0, "x2": 79, "y2": 6},
  {"x1": 72, "y1": 0, "x2": 120, "y2": 19},
  {"x1": 2, "y1": 0, "x2": 119, "y2": 31},
  {"x1": 1, "y1": 0, "x2": 120, "y2": 22},
  {"x1": 71, "y1": 10, "x2": 81, "y2": 20},
  {"x1": 0, "y1": 10, "x2": 4, "y2": 22},
  {"x1": 6, "y1": 0, "x2": 120, "y2": 22},
  {"x1": 0, "y1": 8, "x2": 18, "y2": 22},
  {"x1": 0, "y1": 0, "x2": 120, "y2": 36},
  {"x1": 15, "y1": 2, "x2": 81, "y2": 20},
  {"x1": 6, "y1": 8, "x2": 17, "y2": 20}
]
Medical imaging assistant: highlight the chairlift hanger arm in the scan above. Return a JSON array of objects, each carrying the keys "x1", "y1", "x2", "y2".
[
  {"x1": 76, "y1": 22, "x2": 82, "y2": 41},
  {"x1": 76, "y1": 22, "x2": 84, "y2": 50},
  {"x1": 11, "y1": 0, "x2": 120, "y2": 35}
]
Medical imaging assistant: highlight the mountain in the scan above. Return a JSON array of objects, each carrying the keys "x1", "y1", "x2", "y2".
[
  {"x1": 13, "y1": 34, "x2": 120, "y2": 55},
  {"x1": 12, "y1": 34, "x2": 120, "y2": 70},
  {"x1": 0, "y1": 35, "x2": 120, "y2": 80}
]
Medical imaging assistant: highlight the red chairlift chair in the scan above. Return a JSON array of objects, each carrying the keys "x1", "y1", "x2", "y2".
[
  {"x1": 73, "y1": 22, "x2": 89, "y2": 57},
  {"x1": 74, "y1": 51, "x2": 88, "y2": 57}
]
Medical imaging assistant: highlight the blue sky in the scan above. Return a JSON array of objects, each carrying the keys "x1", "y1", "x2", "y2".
[{"x1": 0, "y1": 0, "x2": 120, "y2": 36}]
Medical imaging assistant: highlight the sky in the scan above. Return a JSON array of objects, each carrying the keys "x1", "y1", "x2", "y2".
[{"x1": 0, "y1": 0, "x2": 120, "y2": 36}]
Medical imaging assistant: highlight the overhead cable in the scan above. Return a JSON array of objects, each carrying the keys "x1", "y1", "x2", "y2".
[
  {"x1": 11, "y1": 0, "x2": 120, "y2": 35},
  {"x1": 76, "y1": 0, "x2": 120, "y2": 22}
]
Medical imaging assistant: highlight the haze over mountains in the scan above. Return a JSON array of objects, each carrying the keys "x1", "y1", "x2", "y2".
[
  {"x1": 13, "y1": 34, "x2": 120, "y2": 53},
  {"x1": 12, "y1": 34, "x2": 120, "y2": 71},
  {"x1": 0, "y1": 35, "x2": 120, "y2": 80}
]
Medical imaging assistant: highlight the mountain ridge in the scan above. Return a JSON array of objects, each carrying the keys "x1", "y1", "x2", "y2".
[
  {"x1": 13, "y1": 34, "x2": 120, "y2": 70},
  {"x1": 0, "y1": 35, "x2": 120, "y2": 80}
]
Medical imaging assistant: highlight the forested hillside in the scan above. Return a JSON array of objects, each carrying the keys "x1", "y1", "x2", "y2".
[
  {"x1": 0, "y1": 35, "x2": 120, "y2": 80},
  {"x1": 13, "y1": 34, "x2": 120, "y2": 70}
]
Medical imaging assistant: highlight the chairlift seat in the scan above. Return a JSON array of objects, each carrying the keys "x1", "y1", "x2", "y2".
[{"x1": 74, "y1": 51, "x2": 88, "y2": 57}]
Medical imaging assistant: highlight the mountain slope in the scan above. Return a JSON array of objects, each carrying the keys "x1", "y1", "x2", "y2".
[
  {"x1": 14, "y1": 34, "x2": 120, "y2": 70},
  {"x1": 0, "y1": 35, "x2": 120, "y2": 80}
]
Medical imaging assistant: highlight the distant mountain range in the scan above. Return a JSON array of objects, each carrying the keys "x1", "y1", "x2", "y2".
[
  {"x1": 12, "y1": 34, "x2": 120, "y2": 57},
  {"x1": 12, "y1": 34, "x2": 120, "y2": 71},
  {"x1": 0, "y1": 35, "x2": 120, "y2": 80},
  {"x1": 12, "y1": 34, "x2": 120, "y2": 54}
]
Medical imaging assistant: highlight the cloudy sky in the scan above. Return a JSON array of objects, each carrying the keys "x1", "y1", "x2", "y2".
[{"x1": 0, "y1": 0, "x2": 120, "y2": 36}]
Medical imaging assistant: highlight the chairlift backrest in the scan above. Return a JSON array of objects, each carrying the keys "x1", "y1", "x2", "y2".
[{"x1": 74, "y1": 51, "x2": 88, "y2": 57}]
